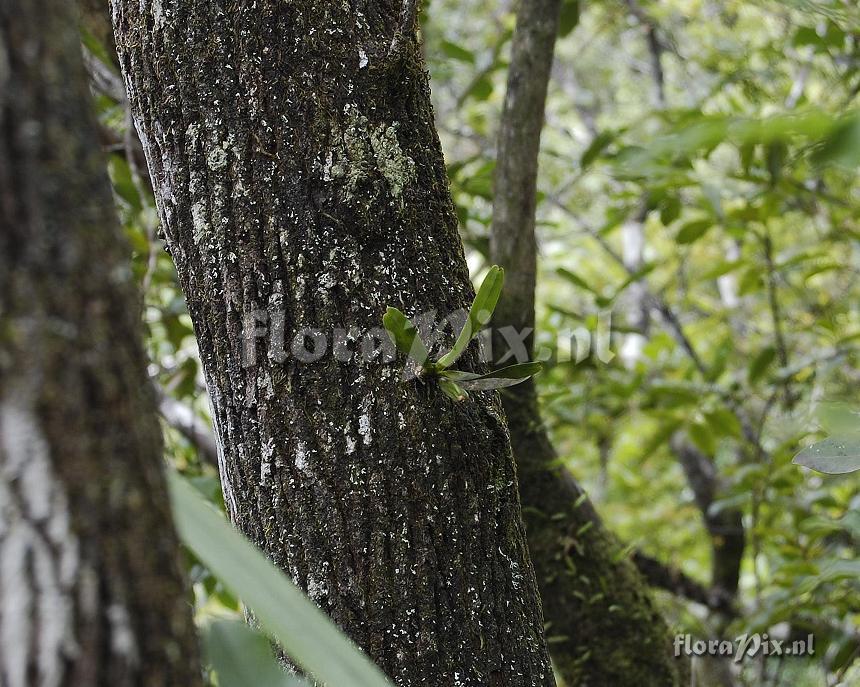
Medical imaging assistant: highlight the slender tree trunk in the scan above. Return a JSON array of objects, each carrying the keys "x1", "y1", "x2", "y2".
[
  {"x1": 670, "y1": 436, "x2": 744, "y2": 606},
  {"x1": 0, "y1": 1, "x2": 201, "y2": 685},
  {"x1": 112, "y1": 2, "x2": 555, "y2": 684},
  {"x1": 490, "y1": 1, "x2": 685, "y2": 685}
]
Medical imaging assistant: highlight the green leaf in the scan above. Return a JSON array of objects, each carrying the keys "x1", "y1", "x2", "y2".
[
  {"x1": 738, "y1": 267, "x2": 763, "y2": 295},
  {"x1": 700, "y1": 259, "x2": 744, "y2": 281},
  {"x1": 689, "y1": 421, "x2": 717, "y2": 456},
  {"x1": 817, "y1": 402, "x2": 860, "y2": 437},
  {"x1": 108, "y1": 155, "x2": 143, "y2": 212},
  {"x1": 580, "y1": 130, "x2": 614, "y2": 169},
  {"x1": 814, "y1": 115, "x2": 860, "y2": 167},
  {"x1": 611, "y1": 263, "x2": 656, "y2": 302},
  {"x1": 440, "y1": 40, "x2": 476, "y2": 64},
  {"x1": 80, "y1": 27, "x2": 117, "y2": 77},
  {"x1": 466, "y1": 76, "x2": 494, "y2": 102},
  {"x1": 383, "y1": 307, "x2": 429, "y2": 366},
  {"x1": 168, "y1": 473, "x2": 393, "y2": 687},
  {"x1": 438, "y1": 266, "x2": 505, "y2": 369},
  {"x1": 557, "y1": 267, "x2": 597, "y2": 294},
  {"x1": 748, "y1": 345, "x2": 777, "y2": 384},
  {"x1": 705, "y1": 408, "x2": 743, "y2": 439},
  {"x1": 438, "y1": 378, "x2": 468, "y2": 402},
  {"x1": 442, "y1": 362, "x2": 543, "y2": 390},
  {"x1": 659, "y1": 195, "x2": 682, "y2": 226},
  {"x1": 793, "y1": 25, "x2": 824, "y2": 49},
  {"x1": 793, "y1": 438, "x2": 860, "y2": 475},
  {"x1": 765, "y1": 140, "x2": 788, "y2": 185},
  {"x1": 558, "y1": 0, "x2": 580, "y2": 37},
  {"x1": 203, "y1": 619, "x2": 309, "y2": 687},
  {"x1": 675, "y1": 219, "x2": 712, "y2": 245},
  {"x1": 739, "y1": 141, "x2": 756, "y2": 174},
  {"x1": 459, "y1": 160, "x2": 496, "y2": 199}
]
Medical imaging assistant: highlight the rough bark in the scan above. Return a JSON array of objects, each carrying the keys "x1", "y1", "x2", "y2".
[
  {"x1": 0, "y1": 1, "x2": 201, "y2": 685},
  {"x1": 490, "y1": 1, "x2": 685, "y2": 685},
  {"x1": 111, "y1": 2, "x2": 555, "y2": 684}
]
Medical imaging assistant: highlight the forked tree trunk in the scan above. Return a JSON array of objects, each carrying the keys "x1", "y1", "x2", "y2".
[
  {"x1": 112, "y1": 1, "x2": 555, "y2": 684},
  {"x1": 490, "y1": 1, "x2": 685, "y2": 684},
  {"x1": 0, "y1": 1, "x2": 201, "y2": 685}
]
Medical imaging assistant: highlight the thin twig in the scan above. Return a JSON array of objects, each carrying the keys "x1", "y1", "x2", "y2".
[
  {"x1": 625, "y1": 0, "x2": 666, "y2": 108},
  {"x1": 547, "y1": 195, "x2": 709, "y2": 375},
  {"x1": 762, "y1": 230, "x2": 796, "y2": 408}
]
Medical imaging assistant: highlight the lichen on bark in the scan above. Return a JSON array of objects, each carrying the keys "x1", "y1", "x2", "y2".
[{"x1": 112, "y1": 1, "x2": 555, "y2": 684}]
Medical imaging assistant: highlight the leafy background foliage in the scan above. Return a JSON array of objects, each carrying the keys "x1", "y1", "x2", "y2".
[{"x1": 91, "y1": 0, "x2": 859, "y2": 684}]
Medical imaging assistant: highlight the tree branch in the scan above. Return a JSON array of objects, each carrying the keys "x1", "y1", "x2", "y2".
[
  {"x1": 625, "y1": 0, "x2": 666, "y2": 108},
  {"x1": 631, "y1": 551, "x2": 737, "y2": 615},
  {"x1": 157, "y1": 391, "x2": 220, "y2": 469},
  {"x1": 670, "y1": 434, "x2": 745, "y2": 601},
  {"x1": 489, "y1": 1, "x2": 685, "y2": 682}
]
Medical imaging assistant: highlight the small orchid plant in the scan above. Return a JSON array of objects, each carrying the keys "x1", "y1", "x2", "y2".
[{"x1": 382, "y1": 266, "x2": 542, "y2": 402}]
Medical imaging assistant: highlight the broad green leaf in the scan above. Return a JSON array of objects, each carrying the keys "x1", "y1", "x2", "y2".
[
  {"x1": 612, "y1": 111, "x2": 834, "y2": 177},
  {"x1": 816, "y1": 402, "x2": 860, "y2": 437},
  {"x1": 689, "y1": 421, "x2": 717, "y2": 456},
  {"x1": 705, "y1": 408, "x2": 743, "y2": 439},
  {"x1": 438, "y1": 266, "x2": 504, "y2": 369},
  {"x1": 646, "y1": 380, "x2": 700, "y2": 407},
  {"x1": 80, "y1": 27, "x2": 117, "y2": 76},
  {"x1": 438, "y1": 378, "x2": 468, "y2": 402},
  {"x1": 611, "y1": 263, "x2": 656, "y2": 302},
  {"x1": 558, "y1": 0, "x2": 580, "y2": 37},
  {"x1": 814, "y1": 115, "x2": 860, "y2": 167},
  {"x1": 580, "y1": 130, "x2": 614, "y2": 169},
  {"x1": 459, "y1": 160, "x2": 496, "y2": 199},
  {"x1": 440, "y1": 40, "x2": 475, "y2": 64},
  {"x1": 383, "y1": 307, "x2": 429, "y2": 366},
  {"x1": 793, "y1": 437, "x2": 860, "y2": 474},
  {"x1": 831, "y1": 633, "x2": 860, "y2": 674},
  {"x1": 465, "y1": 76, "x2": 494, "y2": 102},
  {"x1": 168, "y1": 473, "x2": 393, "y2": 687},
  {"x1": 203, "y1": 619, "x2": 309, "y2": 687},
  {"x1": 675, "y1": 219, "x2": 712, "y2": 245},
  {"x1": 441, "y1": 362, "x2": 543, "y2": 390},
  {"x1": 557, "y1": 268, "x2": 597, "y2": 294},
  {"x1": 108, "y1": 155, "x2": 143, "y2": 212},
  {"x1": 700, "y1": 259, "x2": 744, "y2": 281},
  {"x1": 748, "y1": 345, "x2": 777, "y2": 384},
  {"x1": 738, "y1": 267, "x2": 763, "y2": 296},
  {"x1": 659, "y1": 195, "x2": 682, "y2": 226}
]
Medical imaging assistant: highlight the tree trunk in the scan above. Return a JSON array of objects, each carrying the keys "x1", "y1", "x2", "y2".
[
  {"x1": 111, "y1": 1, "x2": 555, "y2": 684},
  {"x1": 0, "y1": 1, "x2": 201, "y2": 685},
  {"x1": 670, "y1": 436, "x2": 744, "y2": 607},
  {"x1": 490, "y1": 1, "x2": 685, "y2": 685}
]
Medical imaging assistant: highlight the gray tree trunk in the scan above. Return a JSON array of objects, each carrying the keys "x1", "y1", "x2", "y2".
[
  {"x1": 0, "y1": 0, "x2": 201, "y2": 685},
  {"x1": 490, "y1": 1, "x2": 685, "y2": 684},
  {"x1": 111, "y1": 1, "x2": 555, "y2": 684}
]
